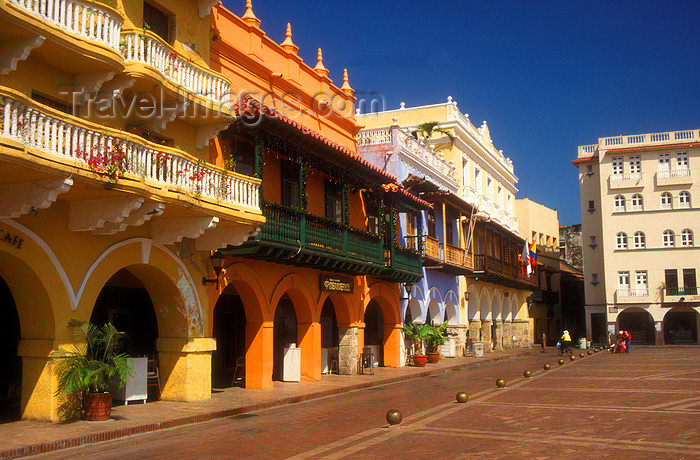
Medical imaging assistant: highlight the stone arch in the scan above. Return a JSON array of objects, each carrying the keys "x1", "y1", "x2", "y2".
[
  {"x1": 426, "y1": 287, "x2": 444, "y2": 324},
  {"x1": 76, "y1": 240, "x2": 198, "y2": 338},
  {"x1": 479, "y1": 287, "x2": 491, "y2": 321},
  {"x1": 0, "y1": 247, "x2": 55, "y2": 421},
  {"x1": 364, "y1": 281, "x2": 402, "y2": 367},
  {"x1": 466, "y1": 284, "x2": 479, "y2": 321},
  {"x1": 617, "y1": 307, "x2": 655, "y2": 345},
  {"x1": 317, "y1": 291, "x2": 353, "y2": 326},
  {"x1": 501, "y1": 292, "x2": 512, "y2": 321},
  {"x1": 269, "y1": 273, "x2": 317, "y2": 381},
  {"x1": 219, "y1": 262, "x2": 272, "y2": 389},
  {"x1": 403, "y1": 284, "x2": 424, "y2": 324},
  {"x1": 444, "y1": 290, "x2": 459, "y2": 325},
  {"x1": 663, "y1": 307, "x2": 699, "y2": 344},
  {"x1": 491, "y1": 290, "x2": 503, "y2": 321}
]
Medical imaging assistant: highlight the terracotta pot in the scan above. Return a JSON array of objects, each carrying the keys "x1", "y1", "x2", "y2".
[
  {"x1": 412, "y1": 355, "x2": 428, "y2": 367},
  {"x1": 426, "y1": 352, "x2": 440, "y2": 363},
  {"x1": 83, "y1": 392, "x2": 113, "y2": 421}
]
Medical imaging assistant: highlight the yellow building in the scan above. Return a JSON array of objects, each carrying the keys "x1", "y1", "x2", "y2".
[
  {"x1": 358, "y1": 100, "x2": 536, "y2": 351},
  {"x1": 0, "y1": 0, "x2": 265, "y2": 420}
]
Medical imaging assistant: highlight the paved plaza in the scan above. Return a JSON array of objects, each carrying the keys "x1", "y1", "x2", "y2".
[{"x1": 3, "y1": 347, "x2": 700, "y2": 458}]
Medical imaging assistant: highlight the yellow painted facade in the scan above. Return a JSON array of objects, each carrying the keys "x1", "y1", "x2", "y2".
[{"x1": 0, "y1": 0, "x2": 265, "y2": 420}]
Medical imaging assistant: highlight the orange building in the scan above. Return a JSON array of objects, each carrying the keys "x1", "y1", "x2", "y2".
[{"x1": 207, "y1": 2, "x2": 429, "y2": 388}]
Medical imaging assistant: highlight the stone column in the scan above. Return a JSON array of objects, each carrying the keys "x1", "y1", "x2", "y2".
[
  {"x1": 502, "y1": 321, "x2": 513, "y2": 349},
  {"x1": 511, "y1": 319, "x2": 531, "y2": 348},
  {"x1": 17, "y1": 338, "x2": 56, "y2": 421},
  {"x1": 157, "y1": 337, "x2": 216, "y2": 402},
  {"x1": 493, "y1": 321, "x2": 504, "y2": 350},
  {"x1": 338, "y1": 326, "x2": 358, "y2": 375},
  {"x1": 447, "y1": 324, "x2": 468, "y2": 356},
  {"x1": 480, "y1": 320, "x2": 492, "y2": 351},
  {"x1": 654, "y1": 321, "x2": 664, "y2": 345}
]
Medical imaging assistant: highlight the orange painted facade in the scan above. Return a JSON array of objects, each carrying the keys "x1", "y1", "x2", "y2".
[{"x1": 207, "y1": 2, "x2": 424, "y2": 388}]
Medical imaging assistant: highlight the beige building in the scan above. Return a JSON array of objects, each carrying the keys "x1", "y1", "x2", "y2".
[
  {"x1": 515, "y1": 198, "x2": 563, "y2": 344},
  {"x1": 575, "y1": 129, "x2": 700, "y2": 345}
]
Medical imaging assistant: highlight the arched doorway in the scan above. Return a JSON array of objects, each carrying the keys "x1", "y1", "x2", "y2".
[
  {"x1": 664, "y1": 309, "x2": 698, "y2": 344},
  {"x1": 320, "y1": 299, "x2": 338, "y2": 374},
  {"x1": 404, "y1": 297, "x2": 422, "y2": 324},
  {"x1": 617, "y1": 308, "x2": 655, "y2": 344},
  {"x1": 364, "y1": 300, "x2": 384, "y2": 366},
  {"x1": 90, "y1": 269, "x2": 158, "y2": 358},
  {"x1": 272, "y1": 297, "x2": 298, "y2": 381},
  {"x1": 90, "y1": 269, "x2": 158, "y2": 402},
  {"x1": 0, "y1": 276, "x2": 21, "y2": 422},
  {"x1": 212, "y1": 290, "x2": 247, "y2": 387}
]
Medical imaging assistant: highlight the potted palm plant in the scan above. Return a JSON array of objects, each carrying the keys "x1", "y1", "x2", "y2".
[
  {"x1": 425, "y1": 321, "x2": 449, "y2": 363},
  {"x1": 50, "y1": 320, "x2": 132, "y2": 421},
  {"x1": 401, "y1": 322, "x2": 430, "y2": 367}
]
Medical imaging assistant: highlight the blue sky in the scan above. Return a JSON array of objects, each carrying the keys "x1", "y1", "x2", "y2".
[{"x1": 221, "y1": 0, "x2": 700, "y2": 225}]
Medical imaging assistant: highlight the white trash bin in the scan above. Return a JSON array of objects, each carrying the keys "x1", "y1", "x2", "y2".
[{"x1": 578, "y1": 338, "x2": 587, "y2": 349}]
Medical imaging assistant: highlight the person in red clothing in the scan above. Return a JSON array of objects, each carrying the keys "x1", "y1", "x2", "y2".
[{"x1": 621, "y1": 330, "x2": 631, "y2": 353}]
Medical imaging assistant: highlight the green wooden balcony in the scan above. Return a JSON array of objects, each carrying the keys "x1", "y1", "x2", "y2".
[
  {"x1": 381, "y1": 245, "x2": 423, "y2": 283},
  {"x1": 225, "y1": 202, "x2": 389, "y2": 277}
]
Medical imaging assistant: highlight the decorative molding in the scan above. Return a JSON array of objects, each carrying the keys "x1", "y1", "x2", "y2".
[
  {"x1": 74, "y1": 71, "x2": 116, "y2": 101},
  {"x1": 99, "y1": 77, "x2": 135, "y2": 98},
  {"x1": 0, "y1": 178, "x2": 73, "y2": 219},
  {"x1": 92, "y1": 201, "x2": 165, "y2": 235},
  {"x1": 0, "y1": 35, "x2": 45, "y2": 75},
  {"x1": 196, "y1": 122, "x2": 229, "y2": 149},
  {"x1": 69, "y1": 197, "x2": 144, "y2": 232},
  {"x1": 194, "y1": 225, "x2": 259, "y2": 250},
  {"x1": 151, "y1": 217, "x2": 219, "y2": 245}
]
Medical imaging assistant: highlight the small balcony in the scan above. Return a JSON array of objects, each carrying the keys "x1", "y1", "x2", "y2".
[
  {"x1": 656, "y1": 169, "x2": 693, "y2": 187},
  {"x1": 473, "y1": 254, "x2": 537, "y2": 289},
  {"x1": 225, "y1": 202, "x2": 393, "y2": 278},
  {"x1": 1, "y1": 0, "x2": 124, "y2": 73},
  {"x1": 120, "y1": 29, "x2": 231, "y2": 104},
  {"x1": 665, "y1": 286, "x2": 698, "y2": 296},
  {"x1": 0, "y1": 89, "x2": 259, "y2": 214},
  {"x1": 382, "y1": 244, "x2": 422, "y2": 283},
  {"x1": 615, "y1": 288, "x2": 650, "y2": 303},
  {"x1": 405, "y1": 235, "x2": 473, "y2": 274},
  {"x1": 609, "y1": 172, "x2": 644, "y2": 190}
]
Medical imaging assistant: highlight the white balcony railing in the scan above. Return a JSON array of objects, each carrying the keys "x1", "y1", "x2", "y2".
[
  {"x1": 617, "y1": 288, "x2": 649, "y2": 297},
  {"x1": 658, "y1": 168, "x2": 691, "y2": 179},
  {"x1": 395, "y1": 129, "x2": 455, "y2": 180},
  {"x1": 356, "y1": 127, "x2": 392, "y2": 146},
  {"x1": 611, "y1": 172, "x2": 642, "y2": 182},
  {"x1": 9, "y1": 0, "x2": 122, "y2": 52},
  {"x1": 1, "y1": 94, "x2": 259, "y2": 209},
  {"x1": 120, "y1": 31, "x2": 230, "y2": 102},
  {"x1": 600, "y1": 129, "x2": 700, "y2": 149}
]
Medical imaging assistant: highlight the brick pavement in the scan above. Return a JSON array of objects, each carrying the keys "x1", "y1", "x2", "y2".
[{"x1": 0, "y1": 347, "x2": 539, "y2": 459}]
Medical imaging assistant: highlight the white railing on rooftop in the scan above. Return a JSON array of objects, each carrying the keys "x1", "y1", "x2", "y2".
[
  {"x1": 600, "y1": 129, "x2": 700, "y2": 149},
  {"x1": 1, "y1": 95, "x2": 259, "y2": 209},
  {"x1": 395, "y1": 129, "x2": 455, "y2": 180},
  {"x1": 120, "y1": 31, "x2": 230, "y2": 102},
  {"x1": 9, "y1": 0, "x2": 122, "y2": 52},
  {"x1": 356, "y1": 127, "x2": 392, "y2": 146},
  {"x1": 577, "y1": 144, "x2": 597, "y2": 157}
]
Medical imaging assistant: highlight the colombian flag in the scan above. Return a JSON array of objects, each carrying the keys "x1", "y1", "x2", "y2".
[{"x1": 528, "y1": 242, "x2": 537, "y2": 268}]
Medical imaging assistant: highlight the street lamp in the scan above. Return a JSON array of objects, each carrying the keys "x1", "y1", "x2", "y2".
[
  {"x1": 202, "y1": 251, "x2": 227, "y2": 288},
  {"x1": 400, "y1": 283, "x2": 414, "y2": 300}
]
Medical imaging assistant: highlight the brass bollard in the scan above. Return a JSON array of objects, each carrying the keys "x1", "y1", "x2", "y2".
[
  {"x1": 386, "y1": 409, "x2": 402, "y2": 425},
  {"x1": 456, "y1": 392, "x2": 469, "y2": 403},
  {"x1": 523, "y1": 370, "x2": 532, "y2": 378},
  {"x1": 543, "y1": 363, "x2": 551, "y2": 370},
  {"x1": 496, "y1": 378, "x2": 506, "y2": 388}
]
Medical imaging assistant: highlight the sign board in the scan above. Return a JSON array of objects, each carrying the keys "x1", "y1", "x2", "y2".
[{"x1": 320, "y1": 275, "x2": 353, "y2": 293}]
